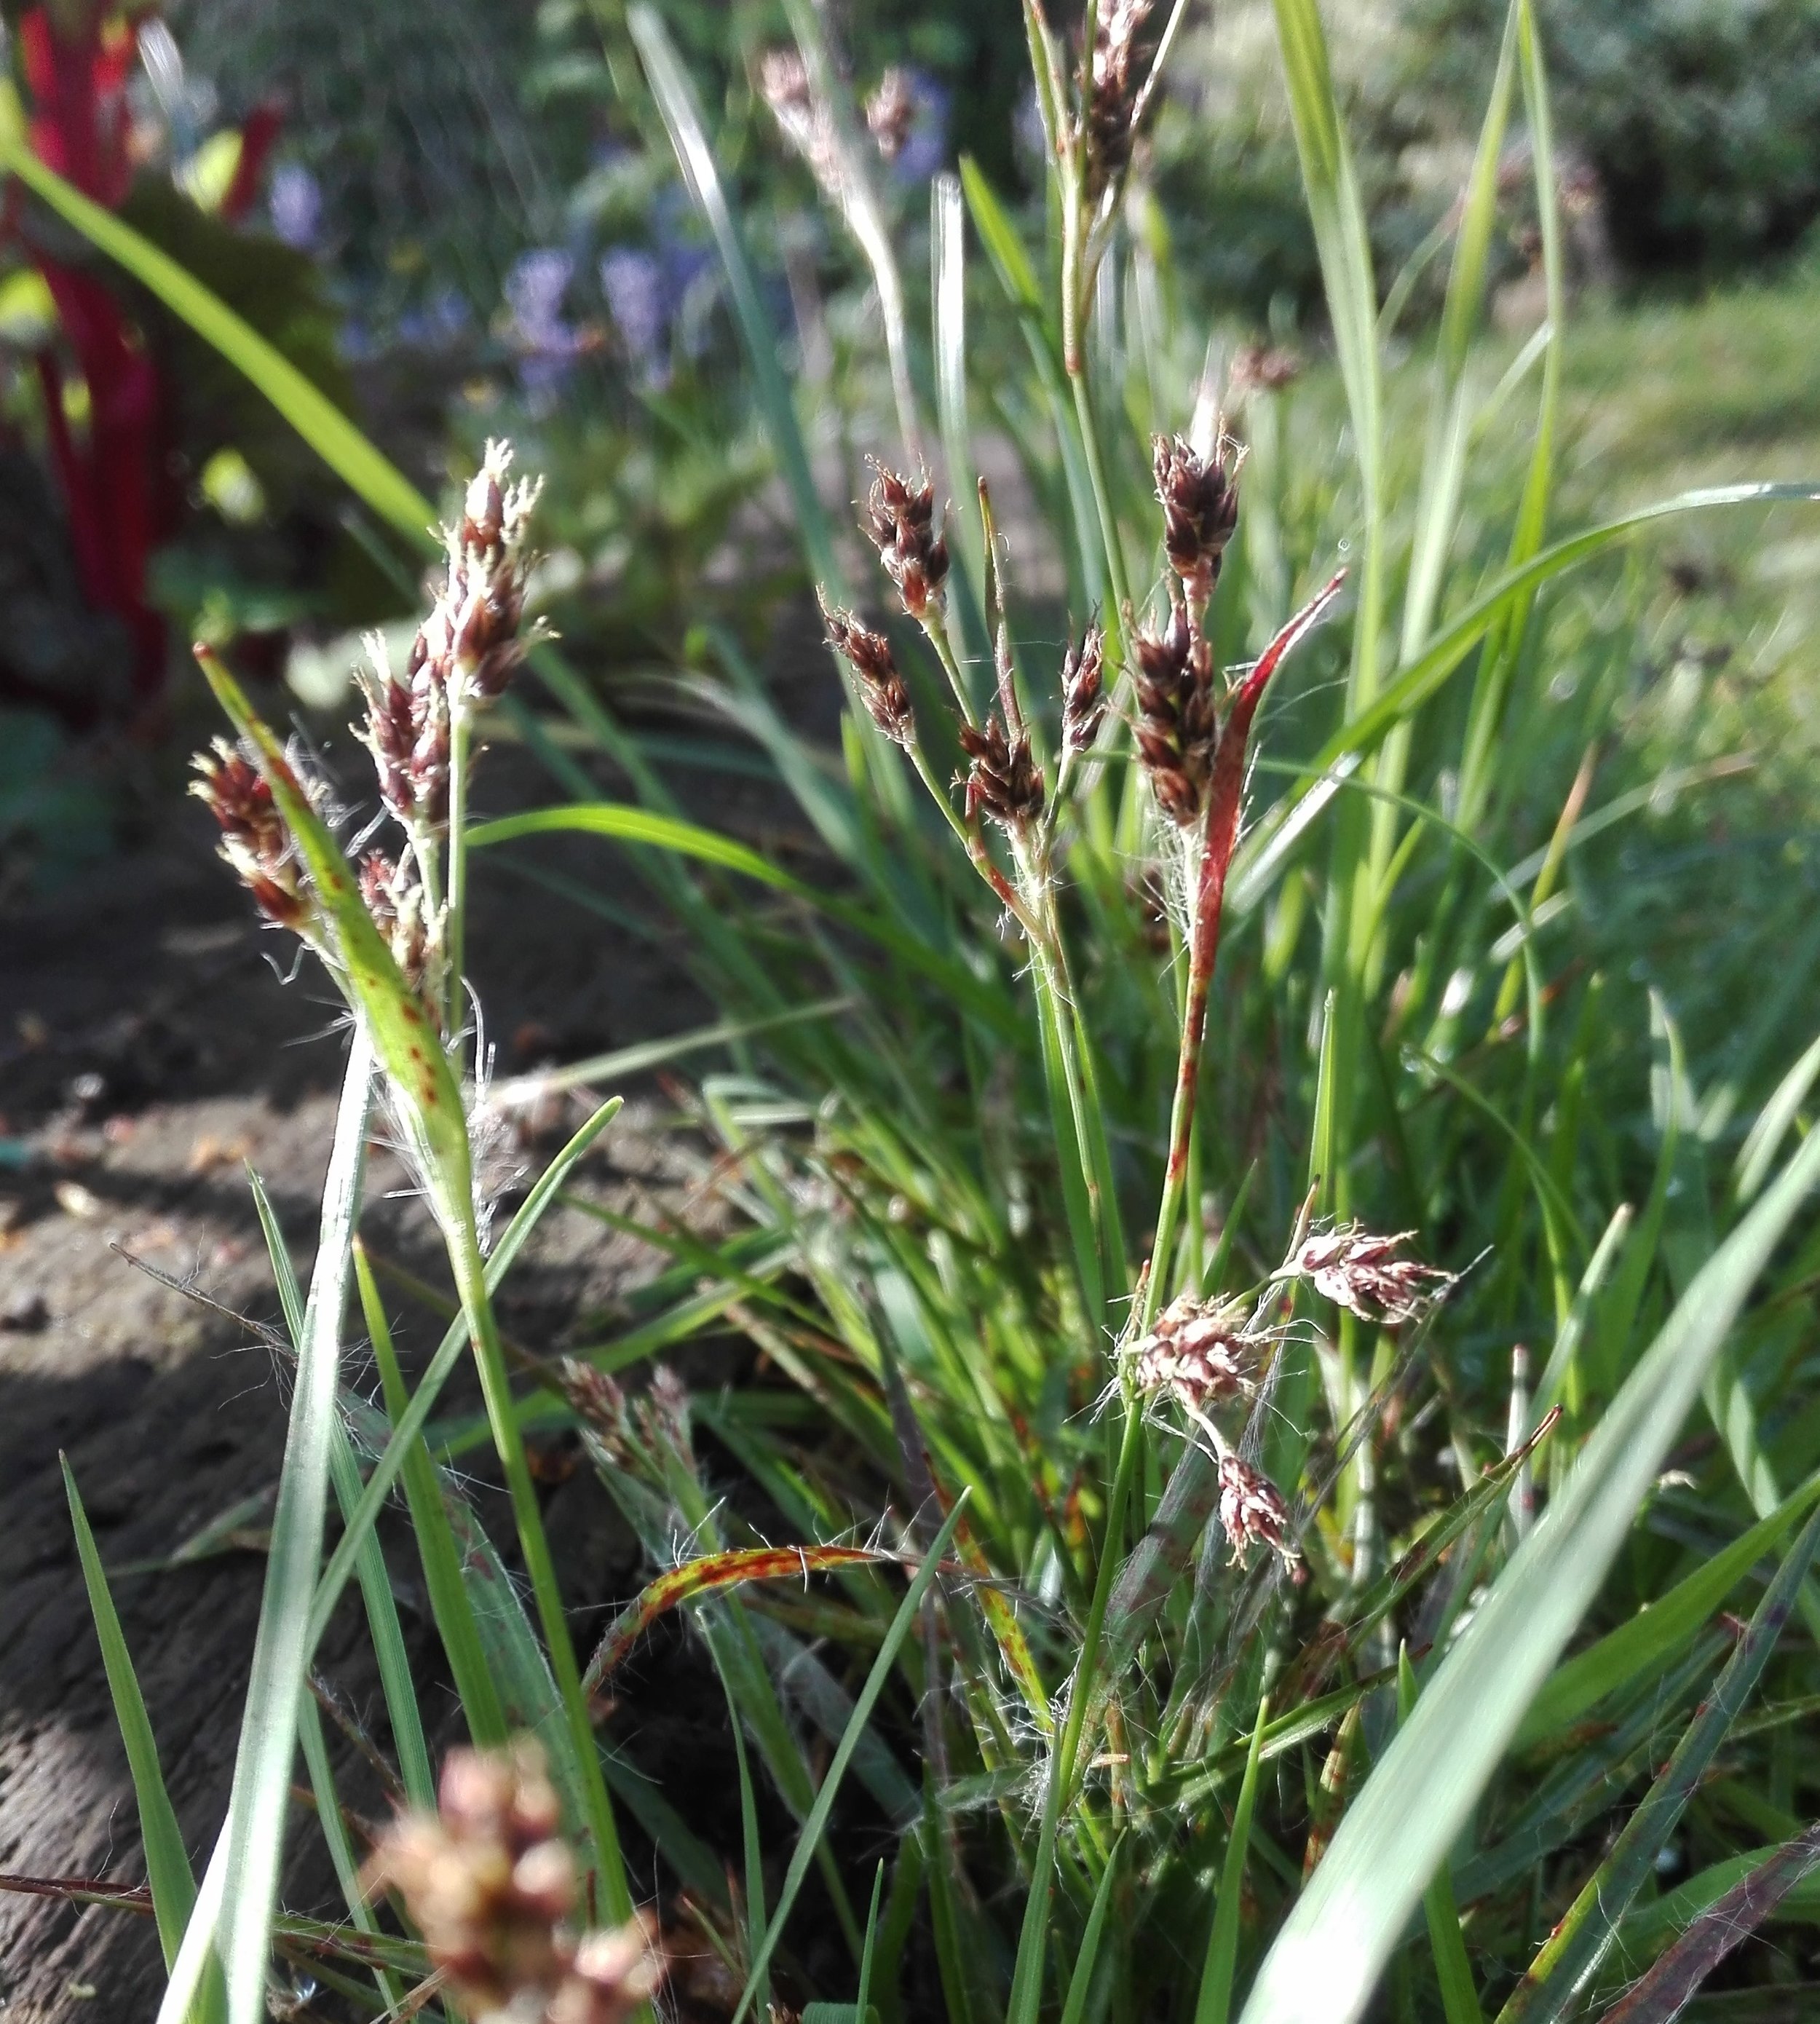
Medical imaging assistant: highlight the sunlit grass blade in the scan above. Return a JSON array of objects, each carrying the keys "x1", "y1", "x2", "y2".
[
  {"x1": 185, "y1": 1031, "x2": 372, "y2": 2024},
  {"x1": 1270, "y1": 0, "x2": 1382, "y2": 712},
  {"x1": 357, "y1": 1241, "x2": 509, "y2": 1750},
  {"x1": 1238, "y1": 1105, "x2": 1820, "y2": 2024},
  {"x1": 308, "y1": 1096, "x2": 621, "y2": 1648},
  {"x1": 1195, "y1": 1696, "x2": 1268, "y2": 2024},
  {"x1": 1247, "y1": 482, "x2": 1820, "y2": 857},
  {"x1": 728, "y1": 1496, "x2": 968, "y2": 2024},
  {"x1": 1397, "y1": 1652, "x2": 1483, "y2": 2024},
  {"x1": 1495, "y1": 1498, "x2": 1820, "y2": 2024},
  {"x1": 245, "y1": 1174, "x2": 433, "y2": 1810}
]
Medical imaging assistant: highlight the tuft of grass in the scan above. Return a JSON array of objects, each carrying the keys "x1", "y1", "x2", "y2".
[{"x1": 15, "y1": 1, "x2": 1820, "y2": 2020}]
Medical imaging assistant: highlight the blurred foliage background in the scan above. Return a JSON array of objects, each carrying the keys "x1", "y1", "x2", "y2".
[{"x1": 4, "y1": 0, "x2": 1820, "y2": 891}]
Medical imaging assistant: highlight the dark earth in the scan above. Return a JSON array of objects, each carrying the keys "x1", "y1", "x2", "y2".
[{"x1": 0, "y1": 715, "x2": 761, "y2": 2022}]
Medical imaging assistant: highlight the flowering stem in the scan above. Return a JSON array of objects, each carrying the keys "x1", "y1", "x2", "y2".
[
  {"x1": 1141, "y1": 574, "x2": 1348, "y2": 1332},
  {"x1": 906, "y1": 738, "x2": 1044, "y2": 944},
  {"x1": 445, "y1": 1213, "x2": 636, "y2": 1931}
]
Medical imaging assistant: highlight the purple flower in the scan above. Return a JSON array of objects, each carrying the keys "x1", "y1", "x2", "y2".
[
  {"x1": 889, "y1": 69, "x2": 949, "y2": 185},
  {"x1": 505, "y1": 249, "x2": 584, "y2": 401},
  {"x1": 599, "y1": 247, "x2": 666, "y2": 368},
  {"x1": 269, "y1": 163, "x2": 322, "y2": 250}
]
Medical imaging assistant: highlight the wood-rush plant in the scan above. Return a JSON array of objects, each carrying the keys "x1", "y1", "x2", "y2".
[
  {"x1": 160, "y1": 447, "x2": 654, "y2": 2024},
  {"x1": 22, "y1": 0, "x2": 1820, "y2": 2021}
]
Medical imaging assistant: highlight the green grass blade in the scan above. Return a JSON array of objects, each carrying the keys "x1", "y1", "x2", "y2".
[
  {"x1": 1735, "y1": 1032, "x2": 1820, "y2": 1206},
  {"x1": 626, "y1": 4, "x2": 843, "y2": 598},
  {"x1": 1515, "y1": 1467, "x2": 1820, "y2": 1747},
  {"x1": 470, "y1": 802, "x2": 1018, "y2": 1033},
  {"x1": 728, "y1": 1496, "x2": 968, "y2": 2024},
  {"x1": 309, "y1": 1096, "x2": 622, "y2": 1649},
  {"x1": 296, "y1": 1696, "x2": 402, "y2": 2012},
  {"x1": 1495, "y1": 1498, "x2": 1820, "y2": 2024},
  {"x1": 1195, "y1": 1696, "x2": 1269, "y2": 2024},
  {"x1": 1270, "y1": 0, "x2": 1382, "y2": 713},
  {"x1": 1238, "y1": 1112, "x2": 1820, "y2": 2024},
  {"x1": 62, "y1": 1459, "x2": 206, "y2": 1987},
  {"x1": 357, "y1": 1241, "x2": 509, "y2": 1750},
  {"x1": 246, "y1": 1175, "x2": 434, "y2": 1808},
  {"x1": 1397, "y1": 1652, "x2": 1483, "y2": 2024},
  {"x1": 0, "y1": 86, "x2": 430, "y2": 542},
  {"x1": 1059, "y1": 1838, "x2": 1122, "y2": 2024},
  {"x1": 212, "y1": 1030, "x2": 373, "y2": 2024},
  {"x1": 1245, "y1": 482, "x2": 1820, "y2": 863},
  {"x1": 856, "y1": 1862, "x2": 885, "y2": 2024}
]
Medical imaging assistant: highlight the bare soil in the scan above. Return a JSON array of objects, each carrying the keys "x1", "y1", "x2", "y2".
[{"x1": 0, "y1": 730, "x2": 719, "y2": 2021}]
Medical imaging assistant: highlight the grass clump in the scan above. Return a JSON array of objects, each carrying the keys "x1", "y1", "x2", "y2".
[{"x1": 17, "y1": 4, "x2": 1820, "y2": 2023}]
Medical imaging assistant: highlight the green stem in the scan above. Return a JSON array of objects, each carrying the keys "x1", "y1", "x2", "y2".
[
  {"x1": 1069, "y1": 368, "x2": 1134, "y2": 659},
  {"x1": 446, "y1": 1217, "x2": 635, "y2": 1929}
]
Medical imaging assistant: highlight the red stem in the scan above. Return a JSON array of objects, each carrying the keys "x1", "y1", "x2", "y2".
[{"x1": 1164, "y1": 571, "x2": 1348, "y2": 1189}]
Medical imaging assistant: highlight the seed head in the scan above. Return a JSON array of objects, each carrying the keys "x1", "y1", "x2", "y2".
[
  {"x1": 866, "y1": 67, "x2": 917, "y2": 161},
  {"x1": 823, "y1": 601, "x2": 915, "y2": 746},
  {"x1": 1230, "y1": 344, "x2": 1303, "y2": 398},
  {"x1": 760, "y1": 48, "x2": 840, "y2": 195},
  {"x1": 360, "y1": 850, "x2": 431, "y2": 989},
  {"x1": 1084, "y1": 0, "x2": 1158, "y2": 200},
  {"x1": 363, "y1": 1739, "x2": 664, "y2": 2024},
  {"x1": 863, "y1": 462, "x2": 949, "y2": 620},
  {"x1": 364, "y1": 1739, "x2": 572, "y2": 2012},
  {"x1": 1133, "y1": 1296, "x2": 1263, "y2": 1406},
  {"x1": 959, "y1": 713, "x2": 1043, "y2": 830},
  {"x1": 1132, "y1": 598, "x2": 1216, "y2": 827},
  {"x1": 190, "y1": 740, "x2": 312, "y2": 931},
  {"x1": 1218, "y1": 1452, "x2": 1296, "y2": 1565},
  {"x1": 1154, "y1": 432, "x2": 1242, "y2": 608},
  {"x1": 1285, "y1": 1225, "x2": 1452, "y2": 1326},
  {"x1": 1061, "y1": 625, "x2": 1107, "y2": 754}
]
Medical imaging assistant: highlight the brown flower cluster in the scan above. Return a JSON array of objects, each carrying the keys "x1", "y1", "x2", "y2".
[
  {"x1": 1083, "y1": 0, "x2": 1158, "y2": 199},
  {"x1": 959, "y1": 713, "x2": 1043, "y2": 830},
  {"x1": 1286, "y1": 1226, "x2": 1452, "y2": 1326},
  {"x1": 360, "y1": 440, "x2": 540, "y2": 835},
  {"x1": 1230, "y1": 344, "x2": 1304, "y2": 399},
  {"x1": 364, "y1": 1740, "x2": 663, "y2": 2024},
  {"x1": 191, "y1": 445, "x2": 542, "y2": 1016},
  {"x1": 865, "y1": 66, "x2": 917, "y2": 160},
  {"x1": 822, "y1": 602, "x2": 914, "y2": 746},
  {"x1": 863, "y1": 462, "x2": 949, "y2": 620},
  {"x1": 1131, "y1": 431, "x2": 1249, "y2": 828},
  {"x1": 1153, "y1": 433, "x2": 1242, "y2": 610},
  {"x1": 1061, "y1": 625, "x2": 1106, "y2": 755},
  {"x1": 1218, "y1": 1451, "x2": 1294, "y2": 1565},
  {"x1": 1132, "y1": 598, "x2": 1216, "y2": 828},
  {"x1": 759, "y1": 48, "x2": 840, "y2": 198},
  {"x1": 1131, "y1": 1295, "x2": 1265, "y2": 1408},
  {"x1": 191, "y1": 740, "x2": 312, "y2": 932}
]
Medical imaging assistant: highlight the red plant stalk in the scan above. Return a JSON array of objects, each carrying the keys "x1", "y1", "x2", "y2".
[
  {"x1": 1147, "y1": 571, "x2": 1348, "y2": 1318},
  {"x1": 15, "y1": 6, "x2": 186, "y2": 707}
]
